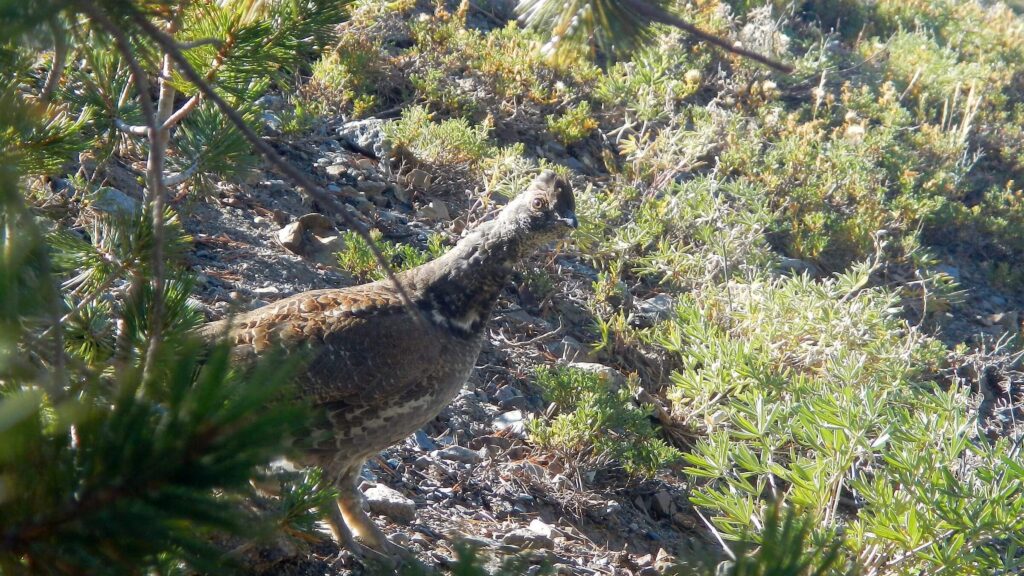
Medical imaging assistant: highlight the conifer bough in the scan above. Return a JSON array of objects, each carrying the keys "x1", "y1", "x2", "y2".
[{"x1": 518, "y1": 0, "x2": 794, "y2": 73}]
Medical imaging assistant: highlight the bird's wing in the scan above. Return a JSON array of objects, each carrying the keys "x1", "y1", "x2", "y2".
[{"x1": 196, "y1": 284, "x2": 446, "y2": 404}]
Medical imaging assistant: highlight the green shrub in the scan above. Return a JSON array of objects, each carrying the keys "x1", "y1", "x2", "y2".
[
  {"x1": 336, "y1": 229, "x2": 445, "y2": 282},
  {"x1": 546, "y1": 100, "x2": 598, "y2": 145},
  {"x1": 528, "y1": 366, "x2": 681, "y2": 476},
  {"x1": 383, "y1": 105, "x2": 496, "y2": 168}
]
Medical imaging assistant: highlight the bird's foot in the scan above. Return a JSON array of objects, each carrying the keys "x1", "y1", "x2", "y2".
[{"x1": 325, "y1": 500, "x2": 412, "y2": 568}]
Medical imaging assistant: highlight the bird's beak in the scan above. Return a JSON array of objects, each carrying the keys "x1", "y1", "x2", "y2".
[{"x1": 559, "y1": 212, "x2": 579, "y2": 229}]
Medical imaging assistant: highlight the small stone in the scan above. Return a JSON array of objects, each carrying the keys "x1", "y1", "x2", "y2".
[
  {"x1": 391, "y1": 532, "x2": 411, "y2": 547},
  {"x1": 357, "y1": 179, "x2": 388, "y2": 195},
  {"x1": 493, "y1": 410, "x2": 525, "y2": 435},
  {"x1": 261, "y1": 179, "x2": 288, "y2": 191},
  {"x1": 652, "y1": 491, "x2": 673, "y2": 518},
  {"x1": 494, "y1": 385, "x2": 519, "y2": 403},
  {"x1": 253, "y1": 286, "x2": 280, "y2": 295},
  {"x1": 297, "y1": 212, "x2": 333, "y2": 233},
  {"x1": 391, "y1": 184, "x2": 411, "y2": 204},
  {"x1": 512, "y1": 461, "x2": 546, "y2": 482},
  {"x1": 262, "y1": 111, "x2": 282, "y2": 132},
  {"x1": 778, "y1": 257, "x2": 820, "y2": 277},
  {"x1": 566, "y1": 362, "x2": 626, "y2": 391},
  {"x1": 89, "y1": 187, "x2": 140, "y2": 217},
  {"x1": 337, "y1": 118, "x2": 391, "y2": 163},
  {"x1": 413, "y1": 455, "x2": 432, "y2": 469},
  {"x1": 601, "y1": 500, "x2": 622, "y2": 517},
  {"x1": 276, "y1": 221, "x2": 304, "y2": 253},
  {"x1": 502, "y1": 528, "x2": 554, "y2": 550},
  {"x1": 253, "y1": 216, "x2": 269, "y2": 227},
  {"x1": 629, "y1": 293, "x2": 674, "y2": 328},
  {"x1": 404, "y1": 168, "x2": 432, "y2": 189},
  {"x1": 638, "y1": 567, "x2": 660, "y2": 576},
  {"x1": 547, "y1": 335, "x2": 586, "y2": 362},
  {"x1": 672, "y1": 512, "x2": 696, "y2": 529},
  {"x1": 417, "y1": 200, "x2": 450, "y2": 221},
  {"x1": 654, "y1": 548, "x2": 675, "y2": 570},
  {"x1": 325, "y1": 164, "x2": 347, "y2": 179},
  {"x1": 635, "y1": 553, "x2": 654, "y2": 567},
  {"x1": 528, "y1": 519, "x2": 556, "y2": 538},
  {"x1": 434, "y1": 445, "x2": 483, "y2": 464},
  {"x1": 363, "y1": 484, "x2": 416, "y2": 524},
  {"x1": 413, "y1": 430, "x2": 437, "y2": 451}
]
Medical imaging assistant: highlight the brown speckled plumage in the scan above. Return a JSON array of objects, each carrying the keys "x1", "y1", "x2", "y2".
[{"x1": 196, "y1": 170, "x2": 575, "y2": 558}]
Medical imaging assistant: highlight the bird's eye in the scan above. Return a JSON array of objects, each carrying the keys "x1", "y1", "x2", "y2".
[{"x1": 531, "y1": 197, "x2": 547, "y2": 210}]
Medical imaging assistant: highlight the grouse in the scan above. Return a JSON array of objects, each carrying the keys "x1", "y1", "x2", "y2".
[{"x1": 197, "y1": 170, "x2": 576, "y2": 558}]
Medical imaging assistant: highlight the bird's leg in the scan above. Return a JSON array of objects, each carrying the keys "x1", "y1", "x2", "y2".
[{"x1": 334, "y1": 465, "x2": 392, "y2": 552}]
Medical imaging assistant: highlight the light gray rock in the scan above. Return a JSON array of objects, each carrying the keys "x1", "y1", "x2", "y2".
[
  {"x1": 89, "y1": 187, "x2": 140, "y2": 217},
  {"x1": 434, "y1": 445, "x2": 483, "y2": 464},
  {"x1": 363, "y1": 484, "x2": 416, "y2": 524},
  {"x1": 325, "y1": 164, "x2": 347, "y2": 179},
  {"x1": 629, "y1": 293, "x2": 674, "y2": 328},
  {"x1": 565, "y1": 362, "x2": 627, "y2": 390},
  {"x1": 778, "y1": 257, "x2": 821, "y2": 277},
  {"x1": 417, "y1": 200, "x2": 450, "y2": 221},
  {"x1": 510, "y1": 461, "x2": 546, "y2": 482},
  {"x1": 337, "y1": 118, "x2": 392, "y2": 173},
  {"x1": 493, "y1": 410, "x2": 525, "y2": 435},
  {"x1": 528, "y1": 518, "x2": 557, "y2": 539},
  {"x1": 652, "y1": 490, "x2": 673, "y2": 518},
  {"x1": 276, "y1": 221, "x2": 304, "y2": 253},
  {"x1": 547, "y1": 335, "x2": 587, "y2": 362},
  {"x1": 412, "y1": 429, "x2": 437, "y2": 451},
  {"x1": 502, "y1": 528, "x2": 554, "y2": 550},
  {"x1": 404, "y1": 168, "x2": 432, "y2": 189},
  {"x1": 296, "y1": 212, "x2": 333, "y2": 233}
]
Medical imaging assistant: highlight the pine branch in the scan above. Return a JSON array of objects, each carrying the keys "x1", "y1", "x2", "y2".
[
  {"x1": 128, "y1": 11, "x2": 427, "y2": 329},
  {"x1": 620, "y1": 0, "x2": 793, "y2": 73}
]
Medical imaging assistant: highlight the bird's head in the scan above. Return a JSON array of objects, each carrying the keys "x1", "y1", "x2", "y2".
[{"x1": 498, "y1": 170, "x2": 577, "y2": 248}]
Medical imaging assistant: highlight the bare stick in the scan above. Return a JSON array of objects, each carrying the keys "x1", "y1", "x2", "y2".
[
  {"x1": 130, "y1": 12, "x2": 425, "y2": 325},
  {"x1": 140, "y1": 44, "x2": 177, "y2": 381},
  {"x1": 114, "y1": 118, "x2": 148, "y2": 136},
  {"x1": 162, "y1": 93, "x2": 201, "y2": 130},
  {"x1": 163, "y1": 159, "x2": 201, "y2": 186},
  {"x1": 41, "y1": 17, "x2": 69, "y2": 103},
  {"x1": 76, "y1": 3, "x2": 160, "y2": 370}
]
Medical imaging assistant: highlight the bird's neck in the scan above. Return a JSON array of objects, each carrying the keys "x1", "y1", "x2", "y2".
[{"x1": 408, "y1": 220, "x2": 529, "y2": 337}]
